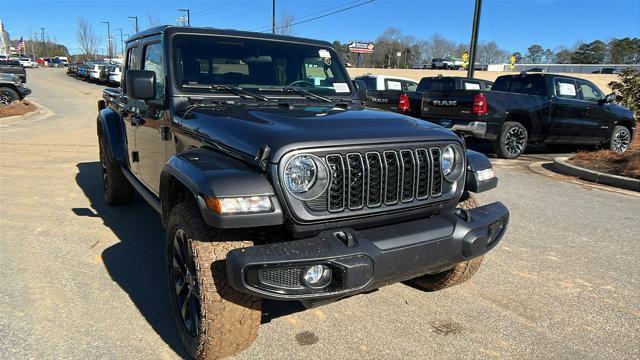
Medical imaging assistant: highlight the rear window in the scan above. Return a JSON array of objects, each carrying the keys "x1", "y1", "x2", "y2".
[
  {"x1": 493, "y1": 75, "x2": 546, "y2": 96},
  {"x1": 357, "y1": 76, "x2": 377, "y2": 90},
  {"x1": 417, "y1": 78, "x2": 455, "y2": 92}
]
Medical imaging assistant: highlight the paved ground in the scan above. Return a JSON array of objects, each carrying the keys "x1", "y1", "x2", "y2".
[{"x1": 1, "y1": 68, "x2": 638, "y2": 359}]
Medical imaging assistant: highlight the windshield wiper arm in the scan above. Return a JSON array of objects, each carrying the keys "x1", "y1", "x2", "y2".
[
  {"x1": 211, "y1": 85, "x2": 269, "y2": 102},
  {"x1": 280, "y1": 87, "x2": 332, "y2": 103}
]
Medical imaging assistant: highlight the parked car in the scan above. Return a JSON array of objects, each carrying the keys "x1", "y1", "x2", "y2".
[
  {"x1": 0, "y1": 73, "x2": 31, "y2": 105},
  {"x1": 99, "y1": 65, "x2": 111, "y2": 82},
  {"x1": 592, "y1": 67, "x2": 618, "y2": 74},
  {"x1": 108, "y1": 65, "x2": 121, "y2": 84},
  {"x1": 420, "y1": 73, "x2": 636, "y2": 158},
  {"x1": 0, "y1": 60, "x2": 27, "y2": 83},
  {"x1": 55, "y1": 56, "x2": 69, "y2": 67},
  {"x1": 431, "y1": 57, "x2": 461, "y2": 70},
  {"x1": 18, "y1": 57, "x2": 35, "y2": 68},
  {"x1": 88, "y1": 63, "x2": 106, "y2": 80},
  {"x1": 97, "y1": 25, "x2": 509, "y2": 359},
  {"x1": 354, "y1": 74, "x2": 418, "y2": 111}
]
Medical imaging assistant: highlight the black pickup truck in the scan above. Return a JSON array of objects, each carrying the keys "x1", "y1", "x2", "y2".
[
  {"x1": 421, "y1": 73, "x2": 636, "y2": 158},
  {"x1": 97, "y1": 26, "x2": 509, "y2": 359},
  {"x1": 0, "y1": 60, "x2": 27, "y2": 83}
]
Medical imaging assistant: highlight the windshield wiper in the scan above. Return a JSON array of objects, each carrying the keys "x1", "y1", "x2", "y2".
[
  {"x1": 279, "y1": 87, "x2": 332, "y2": 103},
  {"x1": 211, "y1": 84, "x2": 269, "y2": 102}
]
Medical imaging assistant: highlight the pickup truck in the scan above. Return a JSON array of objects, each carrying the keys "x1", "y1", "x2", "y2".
[
  {"x1": 421, "y1": 73, "x2": 637, "y2": 158},
  {"x1": 97, "y1": 25, "x2": 509, "y2": 359},
  {"x1": 354, "y1": 74, "x2": 418, "y2": 111},
  {"x1": 0, "y1": 60, "x2": 27, "y2": 83}
]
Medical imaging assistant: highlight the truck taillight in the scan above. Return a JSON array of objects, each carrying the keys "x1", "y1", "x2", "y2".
[
  {"x1": 472, "y1": 93, "x2": 488, "y2": 115},
  {"x1": 398, "y1": 93, "x2": 410, "y2": 112}
]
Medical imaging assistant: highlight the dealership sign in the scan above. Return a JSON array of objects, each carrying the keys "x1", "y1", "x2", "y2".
[{"x1": 348, "y1": 41, "x2": 375, "y2": 54}]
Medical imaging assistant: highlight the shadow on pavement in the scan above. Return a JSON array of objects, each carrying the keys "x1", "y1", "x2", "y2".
[
  {"x1": 74, "y1": 161, "x2": 189, "y2": 358},
  {"x1": 74, "y1": 162, "x2": 307, "y2": 350}
]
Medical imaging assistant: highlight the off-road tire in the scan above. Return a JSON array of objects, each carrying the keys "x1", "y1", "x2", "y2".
[
  {"x1": 409, "y1": 193, "x2": 484, "y2": 291},
  {"x1": 167, "y1": 202, "x2": 261, "y2": 360},
  {"x1": 0, "y1": 87, "x2": 19, "y2": 105},
  {"x1": 609, "y1": 125, "x2": 631, "y2": 153},
  {"x1": 493, "y1": 121, "x2": 528, "y2": 159},
  {"x1": 98, "y1": 136, "x2": 134, "y2": 205}
]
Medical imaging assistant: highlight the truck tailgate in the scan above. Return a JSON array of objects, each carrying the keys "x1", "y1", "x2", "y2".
[{"x1": 421, "y1": 89, "x2": 479, "y2": 120}]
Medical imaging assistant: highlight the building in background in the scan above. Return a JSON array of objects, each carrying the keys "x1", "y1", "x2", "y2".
[{"x1": 0, "y1": 21, "x2": 10, "y2": 56}]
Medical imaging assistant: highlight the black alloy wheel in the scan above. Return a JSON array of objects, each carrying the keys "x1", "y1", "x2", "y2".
[{"x1": 170, "y1": 228, "x2": 201, "y2": 337}]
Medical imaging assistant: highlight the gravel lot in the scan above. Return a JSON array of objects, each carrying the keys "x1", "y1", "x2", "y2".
[{"x1": 1, "y1": 68, "x2": 638, "y2": 359}]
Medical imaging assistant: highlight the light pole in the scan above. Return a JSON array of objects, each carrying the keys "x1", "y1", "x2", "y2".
[
  {"x1": 467, "y1": 0, "x2": 482, "y2": 78},
  {"x1": 116, "y1": 28, "x2": 124, "y2": 58},
  {"x1": 40, "y1": 27, "x2": 46, "y2": 59},
  {"x1": 178, "y1": 9, "x2": 190, "y2": 26},
  {"x1": 128, "y1": 16, "x2": 139, "y2": 33},
  {"x1": 102, "y1": 21, "x2": 112, "y2": 58},
  {"x1": 272, "y1": 0, "x2": 276, "y2": 34}
]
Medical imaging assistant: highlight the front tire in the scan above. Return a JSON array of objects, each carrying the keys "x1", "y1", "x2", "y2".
[
  {"x1": 0, "y1": 87, "x2": 19, "y2": 105},
  {"x1": 609, "y1": 125, "x2": 631, "y2": 153},
  {"x1": 167, "y1": 202, "x2": 261, "y2": 360},
  {"x1": 493, "y1": 121, "x2": 528, "y2": 159},
  {"x1": 408, "y1": 194, "x2": 484, "y2": 291}
]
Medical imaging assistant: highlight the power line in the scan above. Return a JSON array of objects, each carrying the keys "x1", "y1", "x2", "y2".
[
  {"x1": 191, "y1": 0, "x2": 244, "y2": 15},
  {"x1": 251, "y1": 0, "x2": 375, "y2": 33}
]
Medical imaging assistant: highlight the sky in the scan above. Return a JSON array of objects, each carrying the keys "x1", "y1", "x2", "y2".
[{"x1": 1, "y1": 0, "x2": 639, "y2": 55}]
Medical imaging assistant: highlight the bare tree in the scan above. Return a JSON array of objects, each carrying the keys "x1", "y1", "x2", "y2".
[
  {"x1": 277, "y1": 10, "x2": 295, "y2": 36},
  {"x1": 76, "y1": 18, "x2": 100, "y2": 59},
  {"x1": 146, "y1": 13, "x2": 161, "y2": 29}
]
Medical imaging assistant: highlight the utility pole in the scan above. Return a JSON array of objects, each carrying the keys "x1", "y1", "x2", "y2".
[
  {"x1": 467, "y1": 0, "x2": 482, "y2": 78},
  {"x1": 40, "y1": 28, "x2": 46, "y2": 59},
  {"x1": 116, "y1": 28, "x2": 124, "y2": 58},
  {"x1": 102, "y1": 21, "x2": 112, "y2": 58},
  {"x1": 128, "y1": 16, "x2": 139, "y2": 33},
  {"x1": 272, "y1": 0, "x2": 276, "y2": 34},
  {"x1": 178, "y1": 9, "x2": 191, "y2": 26}
]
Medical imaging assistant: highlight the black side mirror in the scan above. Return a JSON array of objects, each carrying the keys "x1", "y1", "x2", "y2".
[
  {"x1": 126, "y1": 70, "x2": 156, "y2": 100},
  {"x1": 599, "y1": 93, "x2": 616, "y2": 105},
  {"x1": 353, "y1": 79, "x2": 367, "y2": 104}
]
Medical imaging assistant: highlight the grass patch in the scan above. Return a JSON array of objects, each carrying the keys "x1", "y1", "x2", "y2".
[
  {"x1": 0, "y1": 100, "x2": 38, "y2": 118},
  {"x1": 569, "y1": 125, "x2": 640, "y2": 180}
]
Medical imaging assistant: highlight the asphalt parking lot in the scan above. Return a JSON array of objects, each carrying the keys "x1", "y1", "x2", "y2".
[{"x1": 1, "y1": 68, "x2": 639, "y2": 359}]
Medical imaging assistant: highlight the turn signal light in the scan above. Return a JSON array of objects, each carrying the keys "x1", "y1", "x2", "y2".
[
  {"x1": 398, "y1": 93, "x2": 410, "y2": 112},
  {"x1": 472, "y1": 93, "x2": 488, "y2": 115}
]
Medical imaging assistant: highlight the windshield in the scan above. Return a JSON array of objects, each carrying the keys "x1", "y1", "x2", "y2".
[{"x1": 172, "y1": 34, "x2": 353, "y2": 97}]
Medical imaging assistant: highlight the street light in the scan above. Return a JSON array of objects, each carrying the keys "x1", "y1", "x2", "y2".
[
  {"x1": 40, "y1": 28, "x2": 46, "y2": 59},
  {"x1": 128, "y1": 16, "x2": 139, "y2": 33},
  {"x1": 116, "y1": 28, "x2": 124, "y2": 58},
  {"x1": 101, "y1": 21, "x2": 112, "y2": 58},
  {"x1": 178, "y1": 8, "x2": 190, "y2": 26}
]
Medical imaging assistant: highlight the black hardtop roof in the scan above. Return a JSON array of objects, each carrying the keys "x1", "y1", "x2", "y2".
[{"x1": 126, "y1": 25, "x2": 333, "y2": 48}]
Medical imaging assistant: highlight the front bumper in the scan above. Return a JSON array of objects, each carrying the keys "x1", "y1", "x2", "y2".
[
  {"x1": 227, "y1": 202, "x2": 509, "y2": 300},
  {"x1": 17, "y1": 86, "x2": 31, "y2": 99}
]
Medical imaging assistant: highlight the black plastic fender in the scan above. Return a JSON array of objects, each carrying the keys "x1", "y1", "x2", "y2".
[
  {"x1": 465, "y1": 149, "x2": 498, "y2": 193},
  {"x1": 159, "y1": 148, "x2": 283, "y2": 229},
  {"x1": 97, "y1": 108, "x2": 127, "y2": 163}
]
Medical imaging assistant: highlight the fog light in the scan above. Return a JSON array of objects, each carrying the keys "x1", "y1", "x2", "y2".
[{"x1": 303, "y1": 265, "x2": 331, "y2": 288}]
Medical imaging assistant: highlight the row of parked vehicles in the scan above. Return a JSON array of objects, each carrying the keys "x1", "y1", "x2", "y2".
[
  {"x1": 67, "y1": 61, "x2": 122, "y2": 85},
  {"x1": 355, "y1": 72, "x2": 636, "y2": 158}
]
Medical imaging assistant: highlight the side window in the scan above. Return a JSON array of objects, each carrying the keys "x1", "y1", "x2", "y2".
[
  {"x1": 143, "y1": 43, "x2": 164, "y2": 100},
  {"x1": 126, "y1": 47, "x2": 138, "y2": 71},
  {"x1": 554, "y1": 79, "x2": 578, "y2": 99},
  {"x1": 577, "y1": 80, "x2": 602, "y2": 102},
  {"x1": 385, "y1": 80, "x2": 402, "y2": 91},
  {"x1": 403, "y1": 81, "x2": 418, "y2": 92},
  {"x1": 462, "y1": 81, "x2": 481, "y2": 90}
]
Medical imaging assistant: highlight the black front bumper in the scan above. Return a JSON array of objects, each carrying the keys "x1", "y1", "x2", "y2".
[
  {"x1": 17, "y1": 86, "x2": 31, "y2": 99},
  {"x1": 227, "y1": 202, "x2": 509, "y2": 300}
]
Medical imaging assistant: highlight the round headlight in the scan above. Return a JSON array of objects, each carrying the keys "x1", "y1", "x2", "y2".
[
  {"x1": 283, "y1": 154, "x2": 330, "y2": 200},
  {"x1": 285, "y1": 155, "x2": 317, "y2": 193},
  {"x1": 441, "y1": 145, "x2": 464, "y2": 182}
]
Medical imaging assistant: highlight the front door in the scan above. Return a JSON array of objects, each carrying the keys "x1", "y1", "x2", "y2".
[
  {"x1": 548, "y1": 78, "x2": 593, "y2": 143},
  {"x1": 136, "y1": 40, "x2": 167, "y2": 194},
  {"x1": 577, "y1": 79, "x2": 612, "y2": 143},
  {"x1": 122, "y1": 46, "x2": 140, "y2": 175}
]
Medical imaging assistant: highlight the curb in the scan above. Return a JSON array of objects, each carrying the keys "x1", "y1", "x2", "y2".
[
  {"x1": 553, "y1": 157, "x2": 640, "y2": 192},
  {"x1": 0, "y1": 99, "x2": 54, "y2": 128}
]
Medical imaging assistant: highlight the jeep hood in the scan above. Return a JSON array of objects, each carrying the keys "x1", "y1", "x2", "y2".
[{"x1": 175, "y1": 105, "x2": 461, "y2": 164}]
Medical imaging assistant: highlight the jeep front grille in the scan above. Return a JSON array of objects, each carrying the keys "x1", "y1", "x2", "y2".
[{"x1": 325, "y1": 148, "x2": 442, "y2": 213}]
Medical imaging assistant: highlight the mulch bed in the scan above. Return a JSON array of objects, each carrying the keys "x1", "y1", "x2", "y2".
[
  {"x1": 0, "y1": 100, "x2": 38, "y2": 118},
  {"x1": 569, "y1": 125, "x2": 640, "y2": 180}
]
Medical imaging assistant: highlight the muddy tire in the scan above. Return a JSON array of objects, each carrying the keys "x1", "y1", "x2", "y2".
[
  {"x1": 0, "y1": 87, "x2": 19, "y2": 105},
  {"x1": 167, "y1": 202, "x2": 261, "y2": 360},
  {"x1": 98, "y1": 136, "x2": 134, "y2": 205},
  {"x1": 493, "y1": 121, "x2": 528, "y2": 159},
  {"x1": 409, "y1": 193, "x2": 484, "y2": 291}
]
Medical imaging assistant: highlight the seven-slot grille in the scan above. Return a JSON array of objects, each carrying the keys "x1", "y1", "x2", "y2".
[{"x1": 325, "y1": 148, "x2": 443, "y2": 213}]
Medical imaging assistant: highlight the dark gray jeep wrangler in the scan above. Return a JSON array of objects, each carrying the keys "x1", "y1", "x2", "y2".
[{"x1": 98, "y1": 26, "x2": 509, "y2": 359}]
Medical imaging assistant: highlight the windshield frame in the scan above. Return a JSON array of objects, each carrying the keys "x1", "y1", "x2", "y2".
[{"x1": 167, "y1": 31, "x2": 356, "y2": 101}]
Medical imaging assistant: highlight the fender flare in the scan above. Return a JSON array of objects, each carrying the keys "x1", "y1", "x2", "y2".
[
  {"x1": 465, "y1": 149, "x2": 498, "y2": 193},
  {"x1": 97, "y1": 108, "x2": 127, "y2": 163},
  {"x1": 159, "y1": 148, "x2": 283, "y2": 229}
]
